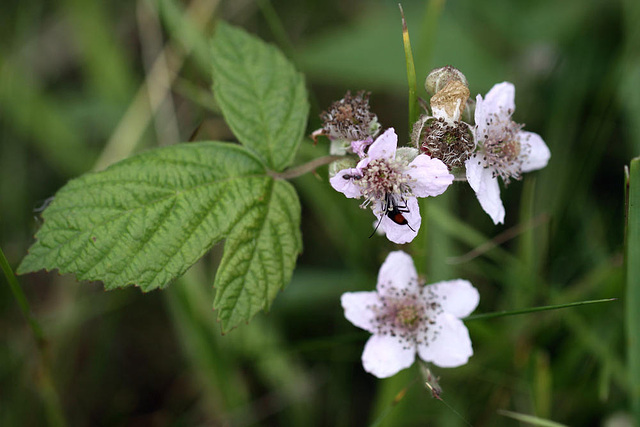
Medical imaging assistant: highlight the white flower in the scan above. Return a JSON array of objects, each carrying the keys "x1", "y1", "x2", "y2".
[
  {"x1": 330, "y1": 128, "x2": 453, "y2": 244},
  {"x1": 341, "y1": 251, "x2": 479, "y2": 378},
  {"x1": 465, "y1": 82, "x2": 551, "y2": 224}
]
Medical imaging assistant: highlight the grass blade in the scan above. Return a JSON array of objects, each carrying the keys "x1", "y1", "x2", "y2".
[
  {"x1": 464, "y1": 298, "x2": 617, "y2": 321},
  {"x1": 625, "y1": 158, "x2": 640, "y2": 423},
  {"x1": 497, "y1": 409, "x2": 568, "y2": 427}
]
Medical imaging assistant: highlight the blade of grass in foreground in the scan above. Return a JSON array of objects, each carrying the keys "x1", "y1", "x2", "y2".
[
  {"x1": 464, "y1": 298, "x2": 617, "y2": 321},
  {"x1": 625, "y1": 158, "x2": 640, "y2": 424},
  {"x1": 497, "y1": 409, "x2": 568, "y2": 427}
]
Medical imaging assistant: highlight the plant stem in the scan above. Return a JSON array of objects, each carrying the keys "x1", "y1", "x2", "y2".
[
  {"x1": 0, "y1": 247, "x2": 44, "y2": 344},
  {"x1": 270, "y1": 155, "x2": 345, "y2": 180},
  {"x1": 464, "y1": 298, "x2": 617, "y2": 321},
  {"x1": 0, "y1": 247, "x2": 67, "y2": 427}
]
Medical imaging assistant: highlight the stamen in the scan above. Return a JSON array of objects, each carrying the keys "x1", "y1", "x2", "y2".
[
  {"x1": 369, "y1": 282, "x2": 445, "y2": 347},
  {"x1": 358, "y1": 158, "x2": 414, "y2": 208},
  {"x1": 419, "y1": 118, "x2": 474, "y2": 170},
  {"x1": 478, "y1": 111, "x2": 530, "y2": 185}
]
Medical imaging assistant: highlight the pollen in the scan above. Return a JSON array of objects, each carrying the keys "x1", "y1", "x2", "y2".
[
  {"x1": 396, "y1": 305, "x2": 420, "y2": 327},
  {"x1": 479, "y1": 111, "x2": 529, "y2": 184},
  {"x1": 358, "y1": 158, "x2": 412, "y2": 206}
]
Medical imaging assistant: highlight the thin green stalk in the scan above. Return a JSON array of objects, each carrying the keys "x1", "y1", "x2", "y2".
[
  {"x1": 625, "y1": 158, "x2": 640, "y2": 423},
  {"x1": 497, "y1": 409, "x2": 568, "y2": 427},
  {"x1": 464, "y1": 298, "x2": 617, "y2": 321},
  {"x1": 0, "y1": 246, "x2": 44, "y2": 344},
  {"x1": 399, "y1": 4, "x2": 419, "y2": 130},
  {"x1": 270, "y1": 155, "x2": 345, "y2": 180},
  {"x1": 0, "y1": 247, "x2": 67, "y2": 427}
]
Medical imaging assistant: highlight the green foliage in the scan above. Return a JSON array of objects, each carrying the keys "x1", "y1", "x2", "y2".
[
  {"x1": 1, "y1": 0, "x2": 635, "y2": 425},
  {"x1": 19, "y1": 22, "x2": 308, "y2": 332},
  {"x1": 211, "y1": 22, "x2": 309, "y2": 172},
  {"x1": 18, "y1": 142, "x2": 301, "y2": 331}
]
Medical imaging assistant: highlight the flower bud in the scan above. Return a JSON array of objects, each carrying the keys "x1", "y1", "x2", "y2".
[
  {"x1": 424, "y1": 66, "x2": 468, "y2": 96},
  {"x1": 328, "y1": 157, "x2": 357, "y2": 178},
  {"x1": 395, "y1": 147, "x2": 419, "y2": 164}
]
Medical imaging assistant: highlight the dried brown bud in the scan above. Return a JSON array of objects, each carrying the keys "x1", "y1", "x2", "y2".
[
  {"x1": 320, "y1": 91, "x2": 380, "y2": 141},
  {"x1": 430, "y1": 80, "x2": 470, "y2": 122}
]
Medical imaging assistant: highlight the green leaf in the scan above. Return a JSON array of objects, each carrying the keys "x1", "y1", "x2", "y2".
[
  {"x1": 214, "y1": 180, "x2": 301, "y2": 330},
  {"x1": 18, "y1": 142, "x2": 302, "y2": 331},
  {"x1": 211, "y1": 22, "x2": 308, "y2": 172}
]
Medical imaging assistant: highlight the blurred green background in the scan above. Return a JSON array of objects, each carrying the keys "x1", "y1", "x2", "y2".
[{"x1": 1, "y1": 0, "x2": 638, "y2": 425}]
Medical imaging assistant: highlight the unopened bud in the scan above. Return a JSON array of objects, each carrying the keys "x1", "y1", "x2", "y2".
[
  {"x1": 396, "y1": 147, "x2": 419, "y2": 164},
  {"x1": 329, "y1": 158, "x2": 357, "y2": 178},
  {"x1": 425, "y1": 66, "x2": 468, "y2": 96}
]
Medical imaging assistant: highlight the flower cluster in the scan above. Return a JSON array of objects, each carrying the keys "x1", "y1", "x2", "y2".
[
  {"x1": 322, "y1": 67, "x2": 550, "y2": 240},
  {"x1": 329, "y1": 128, "x2": 453, "y2": 244},
  {"x1": 341, "y1": 251, "x2": 479, "y2": 378},
  {"x1": 320, "y1": 68, "x2": 550, "y2": 380}
]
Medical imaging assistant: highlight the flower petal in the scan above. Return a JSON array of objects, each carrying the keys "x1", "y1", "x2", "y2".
[
  {"x1": 351, "y1": 137, "x2": 373, "y2": 158},
  {"x1": 465, "y1": 155, "x2": 505, "y2": 224},
  {"x1": 329, "y1": 168, "x2": 363, "y2": 198},
  {"x1": 425, "y1": 279, "x2": 480, "y2": 318},
  {"x1": 376, "y1": 250, "x2": 420, "y2": 295},
  {"x1": 362, "y1": 334, "x2": 416, "y2": 378},
  {"x1": 376, "y1": 197, "x2": 421, "y2": 245},
  {"x1": 406, "y1": 155, "x2": 454, "y2": 197},
  {"x1": 474, "y1": 93, "x2": 489, "y2": 141},
  {"x1": 341, "y1": 291, "x2": 380, "y2": 333},
  {"x1": 475, "y1": 83, "x2": 515, "y2": 140},
  {"x1": 483, "y1": 82, "x2": 515, "y2": 116},
  {"x1": 520, "y1": 131, "x2": 551, "y2": 173},
  {"x1": 366, "y1": 128, "x2": 397, "y2": 160},
  {"x1": 417, "y1": 313, "x2": 473, "y2": 368}
]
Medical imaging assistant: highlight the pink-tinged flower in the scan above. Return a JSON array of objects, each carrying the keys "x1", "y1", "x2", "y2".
[
  {"x1": 465, "y1": 82, "x2": 551, "y2": 224},
  {"x1": 341, "y1": 251, "x2": 479, "y2": 378},
  {"x1": 330, "y1": 128, "x2": 453, "y2": 244}
]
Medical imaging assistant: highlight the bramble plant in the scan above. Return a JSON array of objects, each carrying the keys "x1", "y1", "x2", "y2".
[{"x1": 6, "y1": 4, "x2": 636, "y2": 426}]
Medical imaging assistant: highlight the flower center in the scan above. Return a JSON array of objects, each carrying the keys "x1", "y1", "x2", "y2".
[
  {"x1": 419, "y1": 118, "x2": 474, "y2": 170},
  {"x1": 396, "y1": 305, "x2": 420, "y2": 327},
  {"x1": 478, "y1": 112, "x2": 529, "y2": 184},
  {"x1": 368, "y1": 282, "x2": 446, "y2": 349},
  {"x1": 373, "y1": 295, "x2": 425, "y2": 338},
  {"x1": 358, "y1": 158, "x2": 412, "y2": 206}
]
